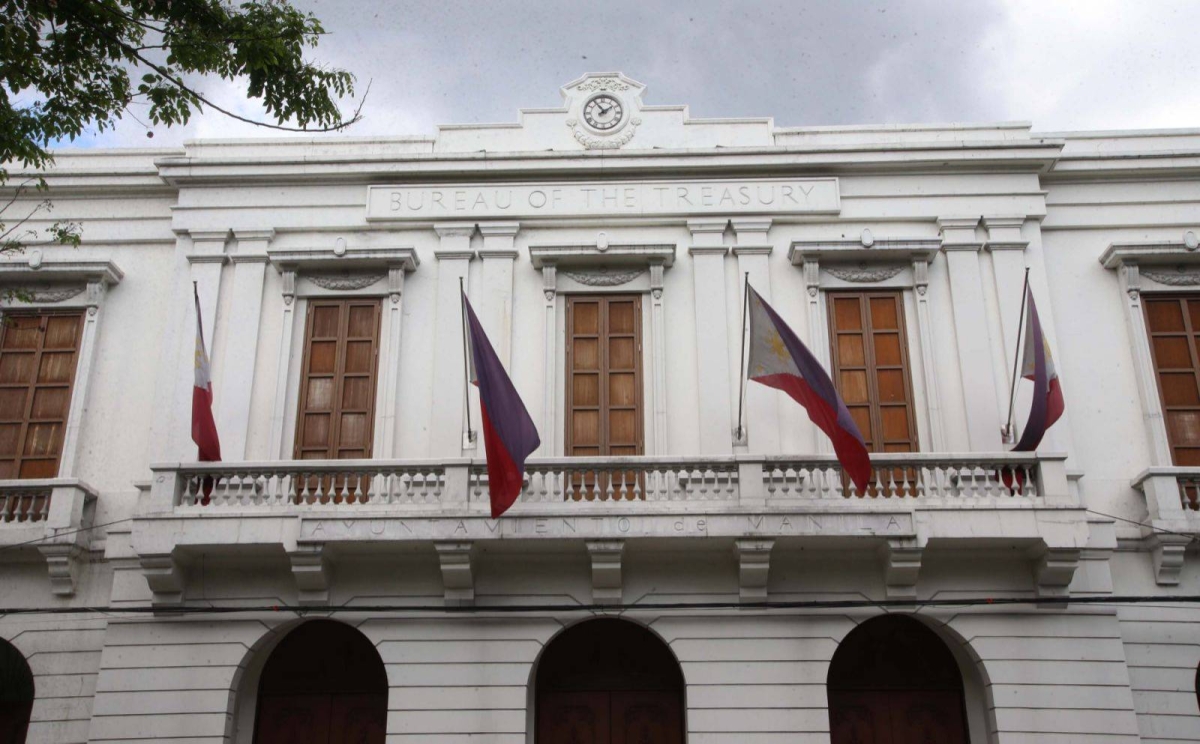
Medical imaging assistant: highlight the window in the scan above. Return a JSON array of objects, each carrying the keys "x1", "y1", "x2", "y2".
[
  {"x1": 0, "y1": 312, "x2": 84, "y2": 479},
  {"x1": 1145, "y1": 296, "x2": 1200, "y2": 467},
  {"x1": 828, "y1": 291, "x2": 918, "y2": 454},
  {"x1": 294, "y1": 300, "x2": 381, "y2": 461},
  {"x1": 566, "y1": 295, "x2": 644, "y2": 459}
]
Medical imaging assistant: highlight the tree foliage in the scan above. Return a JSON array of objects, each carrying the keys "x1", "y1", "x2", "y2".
[{"x1": 1, "y1": 0, "x2": 361, "y2": 252}]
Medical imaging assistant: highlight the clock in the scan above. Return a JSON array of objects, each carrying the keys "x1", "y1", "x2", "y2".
[{"x1": 583, "y1": 94, "x2": 625, "y2": 131}]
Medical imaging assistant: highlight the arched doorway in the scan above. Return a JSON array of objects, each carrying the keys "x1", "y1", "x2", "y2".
[
  {"x1": 828, "y1": 615, "x2": 970, "y2": 744},
  {"x1": 0, "y1": 639, "x2": 34, "y2": 744},
  {"x1": 252, "y1": 620, "x2": 387, "y2": 744},
  {"x1": 536, "y1": 618, "x2": 684, "y2": 744}
]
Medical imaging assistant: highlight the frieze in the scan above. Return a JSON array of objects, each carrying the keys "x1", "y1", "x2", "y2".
[
  {"x1": 2, "y1": 284, "x2": 86, "y2": 303},
  {"x1": 825, "y1": 265, "x2": 905, "y2": 283},
  {"x1": 298, "y1": 511, "x2": 914, "y2": 542},
  {"x1": 575, "y1": 78, "x2": 631, "y2": 93},
  {"x1": 1142, "y1": 267, "x2": 1200, "y2": 286},
  {"x1": 561, "y1": 267, "x2": 646, "y2": 286},
  {"x1": 367, "y1": 178, "x2": 841, "y2": 221},
  {"x1": 307, "y1": 273, "x2": 386, "y2": 291}
]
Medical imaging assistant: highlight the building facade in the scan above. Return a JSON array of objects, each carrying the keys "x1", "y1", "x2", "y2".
[{"x1": 1, "y1": 72, "x2": 1199, "y2": 743}]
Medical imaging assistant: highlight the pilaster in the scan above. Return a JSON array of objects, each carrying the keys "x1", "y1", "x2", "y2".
[
  {"x1": 216, "y1": 229, "x2": 273, "y2": 459},
  {"x1": 939, "y1": 217, "x2": 1003, "y2": 451},
  {"x1": 688, "y1": 219, "x2": 734, "y2": 454},
  {"x1": 431, "y1": 224, "x2": 477, "y2": 456},
  {"x1": 912, "y1": 259, "x2": 946, "y2": 450},
  {"x1": 802, "y1": 259, "x2": 832, "y2": 454},
  {"x1": 477, "y1": 222, "x2": 520, "y2": 366},
  {"x1": 732, "y1": 218, "x2": 779, "y2": 453},
  {"x1": 541, "y1": 263, "x2": 558, "y2": 454}
]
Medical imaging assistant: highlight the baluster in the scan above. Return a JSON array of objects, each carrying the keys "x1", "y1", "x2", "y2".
[{"x1": 604, "y1": 467, "x2": 615, "y2": 502}]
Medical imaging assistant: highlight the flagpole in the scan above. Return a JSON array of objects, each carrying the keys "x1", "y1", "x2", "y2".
[
  {"x1": 735, "y1": 272, "x2": 750, "y2": 442},
  {"x1": 459, "y1": 278, "x2": 475, "y2": 445},
  {"x1": 1003, "y1": 268, "x2": 1032, "y2": 442}
]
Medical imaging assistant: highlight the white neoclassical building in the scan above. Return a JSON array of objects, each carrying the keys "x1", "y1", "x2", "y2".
[{"x1": 2, "y1": 72, "x2": 1200, "y2": 744}]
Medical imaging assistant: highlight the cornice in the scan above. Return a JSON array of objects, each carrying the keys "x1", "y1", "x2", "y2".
[
  {"x1": 529, "y1": 243, "x2": 675, "y2": 269},
  {"x1": 1100, "y1": 240, "x2": 1200, "y2": 270},
  {"x1": 0, "y1": 258, "x2": 124, "y2": 285},
  {"x1": 152, "y1": 140, "x2": 1066, "y2": 186},
  {"x1": 268, "y1": 246, "x2": 419, "y2": 272},
  {"x1": 788, "y1": 238, "x2": 940, "y2": 265}
]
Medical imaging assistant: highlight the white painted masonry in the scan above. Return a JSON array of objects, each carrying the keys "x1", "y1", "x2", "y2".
[{"x1": 0, "y1": 73, "x2": 1199, "y2": 742}]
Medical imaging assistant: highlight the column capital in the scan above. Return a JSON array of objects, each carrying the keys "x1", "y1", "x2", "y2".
[
  {"x1": 731, "y1": 217, "x2": 772, "y2": 234},
  {"x1": 477, "y1": 221, "x2": 520, "y2": 237},
  {"x1": 434, "y1": 222, "x2": 476, "y2": 239},
  {"x1": 938, "y1": 216, "x2": 982, "y2": 250},
  {"x1": 983, "y1": 215, "x2": 1029, "y2": 251},
  {"x1": 688, "y1": 246, "x2": 730, "y2": 257},
  {"x1": 687, "y1": 218, "x2": 729, "y2": 233},
  {"x1": 232, "y1": 228, "x2": 276, "y2": 243}
]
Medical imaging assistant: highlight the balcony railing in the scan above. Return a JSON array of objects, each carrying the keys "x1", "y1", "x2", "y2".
[
  {"x1": 157, "y1": 452, "x2": 1060, "y2": 511},
  {"x1": 0, "y1": 479, "x2": 98, "y2": 596}
]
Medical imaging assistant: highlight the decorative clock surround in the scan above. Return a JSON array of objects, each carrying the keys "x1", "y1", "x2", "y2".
[{"x1": 564, "y1": 73, "x2": 643, "y2": 150}]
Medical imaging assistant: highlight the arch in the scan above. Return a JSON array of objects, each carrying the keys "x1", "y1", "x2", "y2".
[
  {"x1": 0, "y1": 638, "x2": 34, "y2": 744},
  {"x1": 248, "y1": 620, "x2": 387, "y2": 744},
  {"x1": 534, "y1": 618, "x2": 684, "y2": 744},
  {"x1": 827, "y1": 614, "x2": 972, "y2": 744}
]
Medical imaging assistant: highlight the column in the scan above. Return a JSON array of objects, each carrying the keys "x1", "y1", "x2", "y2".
[
  {"x1": 648, "y1": 261, "x2": 668, "y2": 455},
  {"x1": 216, "y1": 229, "x2": 272, "y2": 459},
  {"x1": 1120, "y1": 265, "x2": 1174, "y2": 464},
  {"x1": 431, "y1": 224, "x2": 476, "y2": 456},
  {"x1": 731, "y1": 218, "x2": 780, "y2": 454},
  {"x1": 802, "y1": 259, "x2": 832, "y2": 454},
  {"x1": 268, "y1": 270, "x2": 297, "y2": 458},
  {"x1": 379, "y1": 266, "x2": 407, "y2": 458},
  {"x1": 540, "y1": 263, "x2": 558, "y2": 455},
  {"x1": 939, "y1": 218, "x2": 1003, "y2": 451},
  {"x1": 912, "y1": 260, "x2": 946, "y2": 451},
  {"x1": 477, "y1": 222, "x2": 520, "y2": 366},
  {"x1": 688, "y1": 219, "x2": 734, "y2": 455},
  {"x1": 59, "y1": 279, "x2": 109, "y2": 476}
]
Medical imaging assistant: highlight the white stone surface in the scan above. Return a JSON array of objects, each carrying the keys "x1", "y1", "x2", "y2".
[{"x1": 0, "y1": 74, "x2": 1198, "y2": 742}]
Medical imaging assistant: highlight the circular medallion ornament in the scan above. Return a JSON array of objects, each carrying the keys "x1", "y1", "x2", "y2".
[{"x1": 583, "y1": 94, "x2": 625, "y2": 131}]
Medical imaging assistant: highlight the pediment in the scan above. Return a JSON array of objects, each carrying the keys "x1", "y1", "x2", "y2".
[{"x1": 433, "y1": 72, "x2": 774, "y2": 153}]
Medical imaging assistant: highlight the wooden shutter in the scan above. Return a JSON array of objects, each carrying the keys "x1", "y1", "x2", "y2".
[
  {"x1": 0, "y1": 311, "x2": 84, "y2": 479},
  {"x1": 1145, "y1": 296, "x2": 1200, "y2": 467},
  {"x1": 294, "y1": 299, "x2": 382, "y2": 461},
  {"x1": 828, "y1": 291, "x2": 918, "y2": 455},
  {"x1": 566, "y1": 295, "x2": 644, "y2": 458}
]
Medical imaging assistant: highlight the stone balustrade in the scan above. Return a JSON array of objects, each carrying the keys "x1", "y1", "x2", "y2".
[
  {"x1": 156, "y1": 452, "x2": 1056, "y2": 512},
  {"x1": 0, "y1": 478, "x2": 98, "y2": 595}
]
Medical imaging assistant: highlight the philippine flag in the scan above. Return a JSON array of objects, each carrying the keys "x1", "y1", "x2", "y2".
[
  {"x1": 191, "y1": 285, "x2": 221, "y2": 463},
  {"x1": 746, "y1": 286, "x2": 871, "y2": 493},
  {"x1": 463, "y1": 293, "x2": 541, "y2": 518},
  {"x1": 1012, "y1": 289, "x2": 1065, "y2": 452}
]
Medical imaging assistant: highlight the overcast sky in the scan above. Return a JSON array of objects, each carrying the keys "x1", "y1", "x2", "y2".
[{"x1": 74, "y1": 0, "x2": 1200, "y2": 148}]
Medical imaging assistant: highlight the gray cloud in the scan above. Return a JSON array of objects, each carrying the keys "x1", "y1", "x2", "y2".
[{"x1": 66, "y1": 0, "x2": 1200, "y2": 149}]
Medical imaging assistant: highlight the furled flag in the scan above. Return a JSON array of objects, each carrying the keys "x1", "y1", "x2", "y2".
[
  {"x1": 192, "y1": 285, "x2": 221, "y2": 463},
  {"x1": 1012, "y1": 288, "x2": 1064, "y2": 452},
  {"x1": 463, "y1": 292, "x2": 541, "y2": 518},
  {"x1": 746, "y1": 286, "x2": 871, "y2": 493}
]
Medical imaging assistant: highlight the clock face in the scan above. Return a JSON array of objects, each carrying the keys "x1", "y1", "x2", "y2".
[{"x1": 583, "y1": 94, "x2": 625, "y2": 131}]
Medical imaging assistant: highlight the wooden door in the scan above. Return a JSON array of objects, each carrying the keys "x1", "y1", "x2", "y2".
[
  {"x1": 0, "y1": 312, "x2": 84, "y2": 480},
  {"x1": 327, "y1": 694, "x2": 388, "y2": 744},
  {"x1": 254, "y1": 694, "x2": 332, "y2": 744},
  {"x1": 829, "y1": 690, "x2": 967, "y2": 744},
  {"x1": 610, "y1": 692, "x2": 682, "y2": 744},
  {"x1": 294, "y1": 299, "x2": 382, "y2": 461},
  {"x1": 566, "y1": 295, "x2": 643, "y2": 499},
  {"x1": 538, "y1": 692, "x2": 610, "y2": 744},
  {"x1": 829, "y1": 291, "x2": 917, "y2": 494}
]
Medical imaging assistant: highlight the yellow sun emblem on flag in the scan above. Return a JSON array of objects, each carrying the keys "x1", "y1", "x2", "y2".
[{"x1": 767, "y1": 330, "x2": 789, "y2": 361}]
